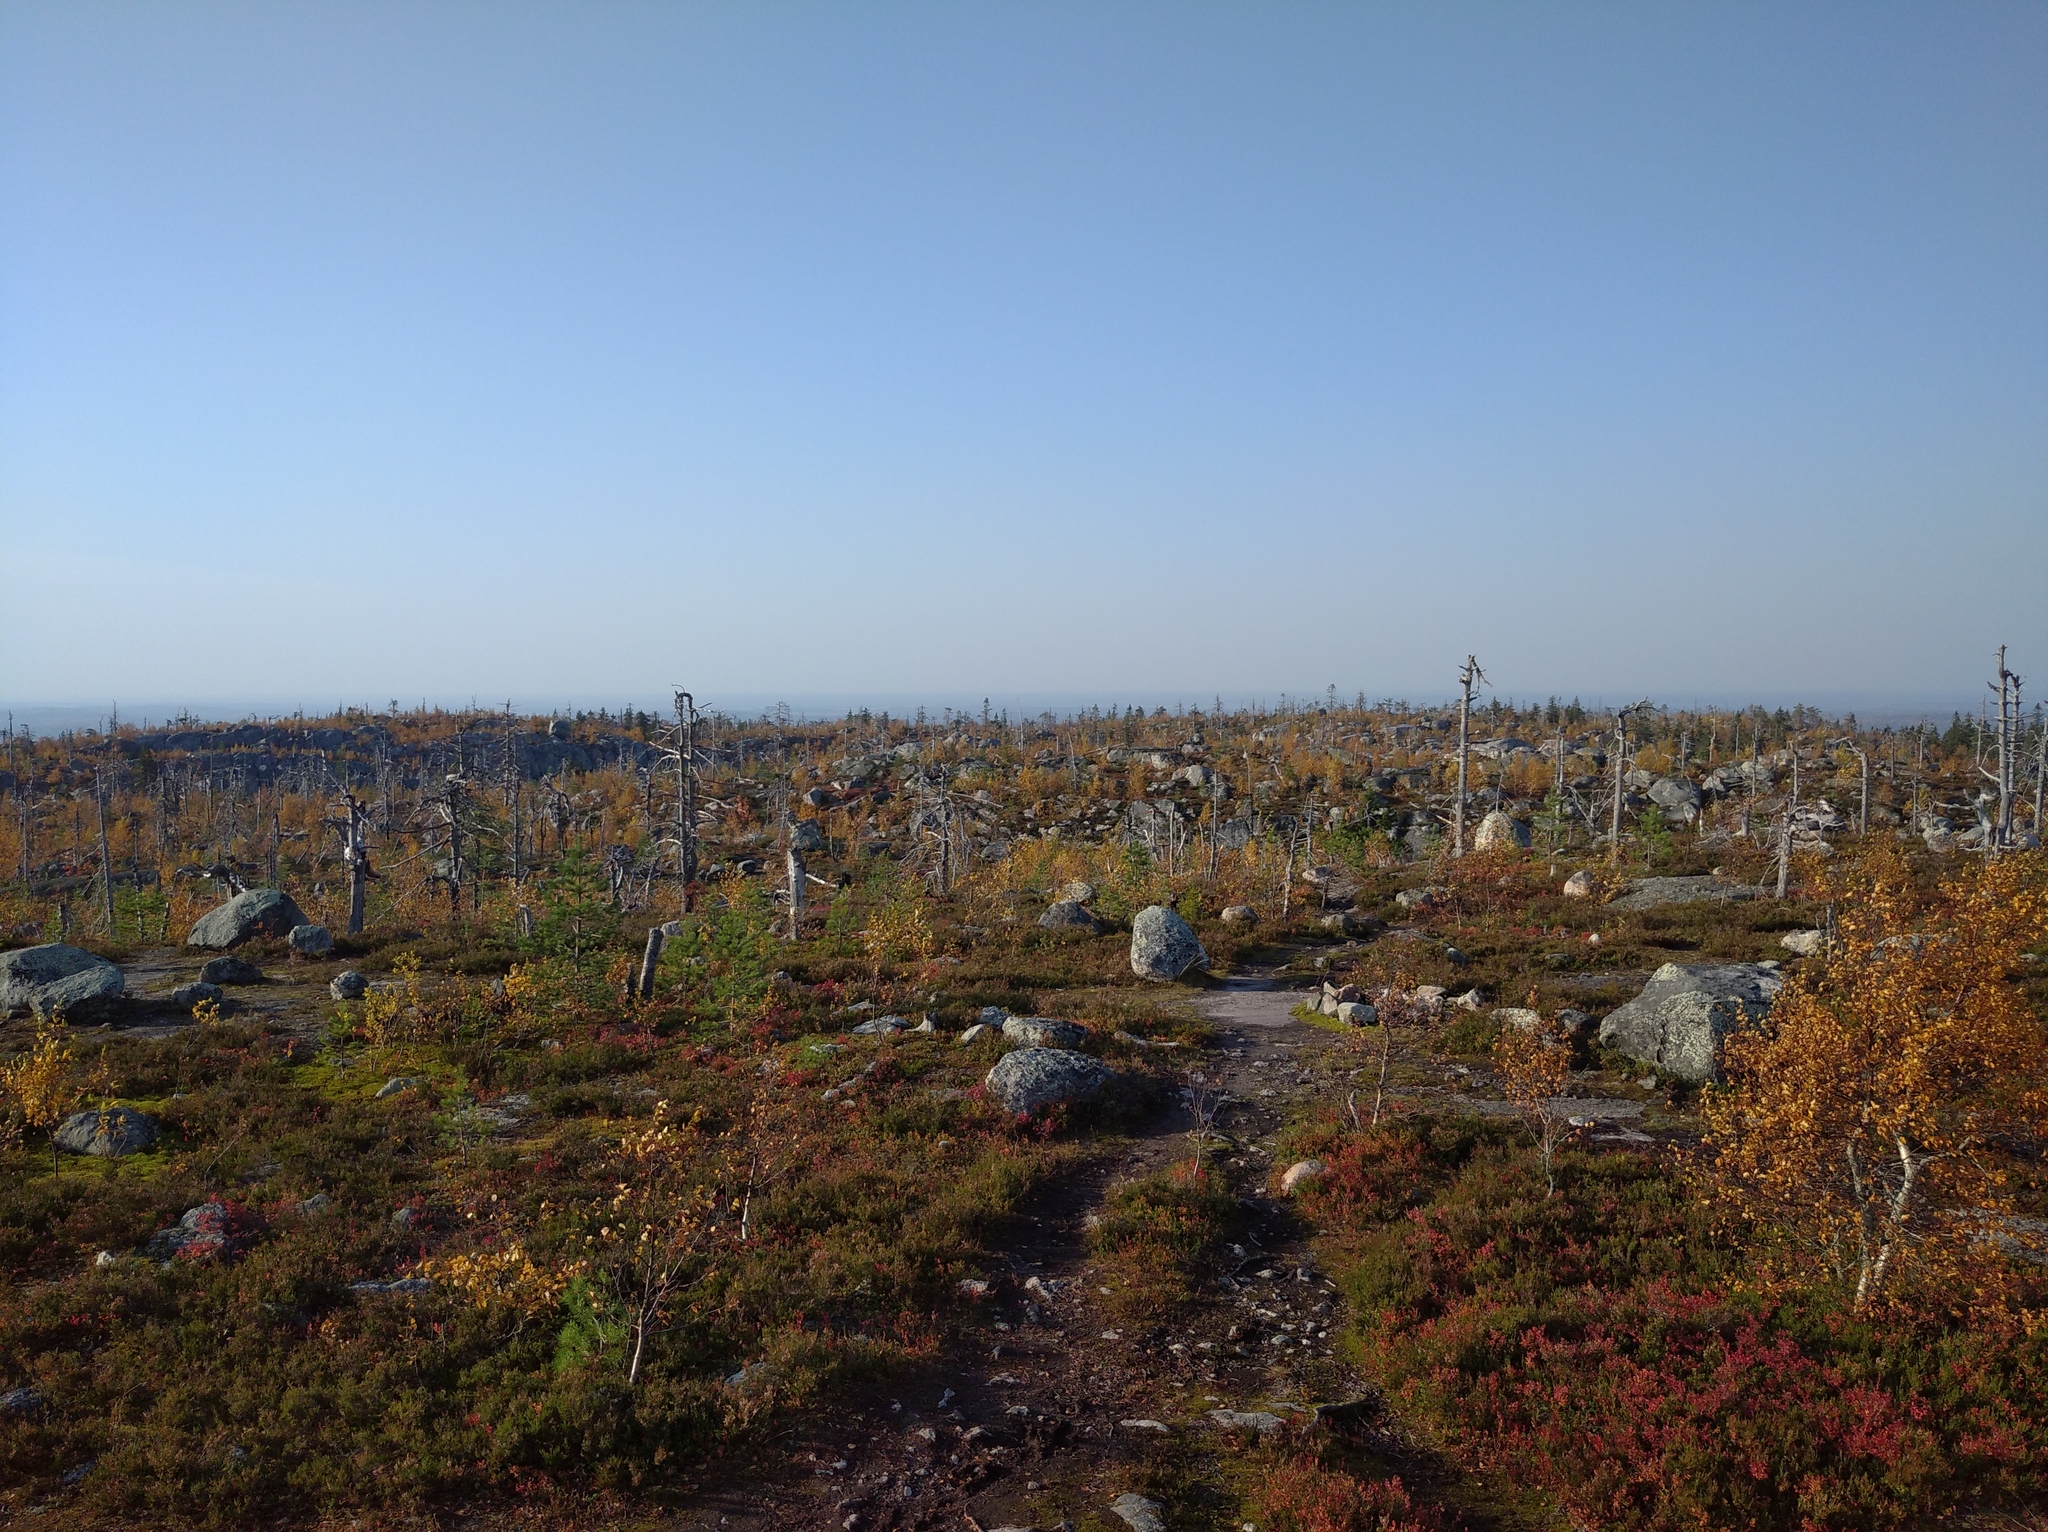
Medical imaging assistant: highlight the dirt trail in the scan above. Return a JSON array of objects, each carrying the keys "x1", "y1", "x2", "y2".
[{"x1": 706, "y1": 962, "x2": 1371, "y2": 1532}]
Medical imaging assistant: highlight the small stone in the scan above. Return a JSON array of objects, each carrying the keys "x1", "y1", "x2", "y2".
[
  {"x1": 390, "y1": 1207, "x2": 419, "y2": 1229},
  {"x1": 163, "y1": 981, "x2": 224, "y2": 1010},
  {"x1": 1495, "y1": 1007, "x2": 1544, "y2": 1032},
  {"x1": 375, "y1": 1076, "x2": 426, "y2": 1100},
  {"x1": 1335, "y1": 1000, "x2": 1377, "y2": 1026},
  {"x1": 1780, "y1": 929, "x2": 1826, "y2": 957},
  {"x1": 849, "y1": 1015, "x2": 908, "y2": 1035},
  {"x1": 329, "y1": 970, "x2": 369, "y2": 1001},
  {"x1": 1039, "y1": 899, "x2": 1106, "y2": 933},
  {"x1": 0, "y1": 1388, "x2": 44, "y2": 1416},
  {"x1": 1442, "y1": 945, "x2": 1470, "y2": 965},
  {"x1": 1209, "y1": 1408, "x2": 1287, "y2": 1434},
  {"x1": 1563, "y1": 870, "x2": 1598, "y2": 899},
  {"x1": 957, "y1": 1024, "x2": 991, "y2": 1044},
  {"x1": 1061, "y1": 880, "x2": 1097, "y2": 904},
  {"x1": 1220, "y1": 905, "x2": 1257, "y2": 925}
]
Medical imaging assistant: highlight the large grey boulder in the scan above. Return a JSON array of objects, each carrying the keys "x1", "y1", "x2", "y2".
[
  {"x1": 54, "y1": 1106, "x2": 159, "y2": 1157},
  {"x1": 1039, "y1": 900, "x2": 1105, "y2": 934},
  {"x1": 1001, "y1": 1016, "x2": 1090, "y2": 1049},
  {"x1": 1130, "y1": 906, "x2": 1207, "y2": 982},
  {"x1": 1648, "y1": 777, "x2": 1704, "y2": 822},
  {"x1": 984, "y1": 1047, "x2": 1112, "y2": 1114},
  {"x1": 0, "y1": 944, "x2": 124, "y2": 1020},
  {"x1": 186, "y1": 889, "x2": 309, "y2": 949},
  {"x1": 1608, "y1": 876, "x2": 1759, "y2": 912},
  {"x1": 1472, "y1": 810, "x2": 1531, "y2": 851},
  {"x1": 1597, "y1": 962, "x2": 1783, "y2": 1082}
]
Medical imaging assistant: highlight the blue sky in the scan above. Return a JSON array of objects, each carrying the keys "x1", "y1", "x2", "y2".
[{"x1": 2, "y1": 2, "x2": 2043, "y2": 720}]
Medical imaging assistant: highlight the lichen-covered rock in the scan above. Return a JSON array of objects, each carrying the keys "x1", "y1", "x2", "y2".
[
  {"x1": 329, "y1": 970, "x2": 369, "y2": 1001},
  {"x1": 1597, "y1": 962, "x2": 1784, "y2": 1082},
  {"x1": 186, "y1": 889, "x2": 308, "y2": 949},
  {"x1": 1129, "y1": 906, "x2": 1207, "y2": 982},
  {"x1": 1220, "y1": 905, "x2": 1257, "y2": 925},
  {"x1": 146, "y1": 1200, "x2": 242, "y2": 1261},
  {"x1": 1472, "y1": 810, "x2": 1531, "y2": 850},
  {"x1": 288, "y1": 924, "x2": 333, "y2": 957},
  {"x1": 1001, "y1": 1016, "x2": 1090, "y2": 1049},
  {"x1": 1608, "y1": 876, "x2": 1758, "y2": 912},
  {"x1": 984, "y1": 1047, "x2": 1112, "y2": 1114},
  {"x1": 1280, "y1": 1159, "x2": 1326, "y2": 1195},
  {"x1": 200, "y1": 956, "x2": 264, "y2": 986},
  {"x1": 0, "y1": 944, "x2": 124, "y2": 1020},
  {"x1": 54, "y1": 1106, "x2": 159, "y2": 1157},
  {"x1": 1780, "y1": 929, "x2": 1826, "y2": 957},
  {"x1": 1039, "y1": 900, "x2": 1105, "y2": 933},
  {"x1": 1562, "y1": 870, "x2": 1598, "y2": 899},
  {"x1": 162, "y1": 981, "x2": 223, "y2": 1010},
  {"x1": 1061, "y1": 880, "x2": 1097, "y2": 904}
]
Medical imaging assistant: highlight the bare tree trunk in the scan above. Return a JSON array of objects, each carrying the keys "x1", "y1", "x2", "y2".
[
  {"x1": 636, "y1": 926, "x2": 665, "y2": 999},
  {"x1": 1775, "y1": 804, "x2": 1793, "y2": 899},
  {"x1": 1452, "y1": 655, "x2": 1484, "y2": 857},
  {"x1": 94, "y1": 769, "x2": 115, "y2": 931},
  {"x1": 786, "y1": 847, "x2": 805, "y2": 939}
]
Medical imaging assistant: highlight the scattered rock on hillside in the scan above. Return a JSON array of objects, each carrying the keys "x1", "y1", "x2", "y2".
[
  {"x1": 850, "y1": 1015, "x2": 908, "y2": 1035},
  {"x1": 1495, "y1": 1007, "x2": 1544, "y2": 1031},
  {"x1": 1472, "y1": 810, "x2": 1531, "y2": 850},
  {"x1": 288, "y1": 924, "x2": 333, "y2": 957},
  {"x1": 1394, "y1": 887, "x2": 1440, "y2": 910},
  {"x1": 1109, "y1": 1493, "x2": 1168, "y2": 1532},
  {"x1": 1649, "y1": 777, "x2": 1704, "y2": 821},
  {"x1": 957, "y1": 1024, "x2": 992, "y2": 1044},
  {"x1": 1562, "y1": 870, "x2": 1599, "y2": 898},
  {"x1": 1608, "y1": 876, "x2": 1758, "y2": 912},
  {"x1": 1280, "y1": 1159, "x2": 1326, "y2": 1195},
  {"x1": 1039, "y1": 900, "x2": 1105, "y2": 933},
  {"x1": 1130, "y1": 905, "x2": 1207, "y2": 982},
  {"x1": 186, "y1": 888, "x2": 309, "y2": 949},
  {"x1": 1061, "y1": 880, "x2": 1097, "y2": 904},
  {"x1": 1597, "y1": 962, "x2": 1784, "y2": 1082},
  {"x1": 0, "y1": 944, "x2": 125, "y2": 1020},
  {"x1": 1001, "y1": 1016, "x2": 1090, "y2": 1049},
  {"x1": 162, "y1": 981, "x2": 223, "y2": 1010},
  {"x1": 1220, "y1": 905, "x2": 1257, "y2": 925},
  {"x1": 54, "y1": 1106, "x2": 159, "y2": 1157},
  {"x1": 1320, "y1": 910, "x2": 1372, "y2": 936},
  {"x1": 1557, "y1": 1007, "x2": 1595, "y2": 1037},
  {"x1": 374, "y1": 1077, "x2": 427, "y2": 1100},
  {"x1": 1335, "y1": 1000, "x2": 1377, "y2": 1025},
  {"x1": 790, "y1": 819, "x2": 826, "y2": 853},
  {"x1": 200, "y1": 956, "x2": 264, "y2": 986},
  {"x1": 330, "y1": 970, "x2": 368, "y2": 1001},
  {"x1": 145, "y1": 1201, "x2": 239, "y2": 1261},
  {"x1": 1780, "y1": 929, "x2": 1826, "y2": 957},
  {"x1": 984, "y1": 1047, "x2": 1112, "y2": 1114}
]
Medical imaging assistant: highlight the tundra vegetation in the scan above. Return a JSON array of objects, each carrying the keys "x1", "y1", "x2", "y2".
[{"x1": 0, "y1": 680, "x2": 2043, "y2": 1531}]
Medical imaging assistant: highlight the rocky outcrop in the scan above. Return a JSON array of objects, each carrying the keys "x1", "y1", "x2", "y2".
[
  {"x1": 1608, "y1": 876, "x2": 1758, "y2": 912},
  {"x1": 1129, "y1": 906, "x2": 1207, "y2": 982},
  {"x1": 186, "y1": 889, "x2": 309, "y2": 949},
  {"x1": 1596, "y1": 962, "x2": 1783, "y2": 1081}
]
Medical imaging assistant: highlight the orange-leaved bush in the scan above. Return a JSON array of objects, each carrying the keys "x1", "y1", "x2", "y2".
[{"x1": 1700, "y1": 845, "x2": 2048, "y2": 1310}]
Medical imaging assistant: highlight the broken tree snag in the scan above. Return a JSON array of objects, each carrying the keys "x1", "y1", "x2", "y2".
[
  {"x1": 1610, "y1": 700, "x2": 1653, "y2": 866},
  {"x1": 636, "y1": 926, "x2": 665, "y2": 1000},
  {"x1": 786, "y1": 847, "x2": 805, "y2": 939},
  {"x1": 1453, "y1": 654, "x2": 1486, "y2": 857}
]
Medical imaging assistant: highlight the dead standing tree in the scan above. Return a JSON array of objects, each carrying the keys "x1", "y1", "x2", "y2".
[
  {"x1": 654, "y1": 689, "x2": 703, "y2": 909},
  {"x1": 1982, "y1": 645, "x2": 2023, "y2": 854},
  {"x1": 1452, "y1": 655, "x2": 1487, "y2": 857},
  {"x1": 329, "y1": 788, "x2": 376, "y2": 936},
  {"x1": 1608, "y1": 700, "x2": 1654, "y2": 866}
]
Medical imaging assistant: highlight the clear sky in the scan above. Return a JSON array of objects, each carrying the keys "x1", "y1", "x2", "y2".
[{"x1": 2, "y1": 2, "x2": 2043, "y2": 721}]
